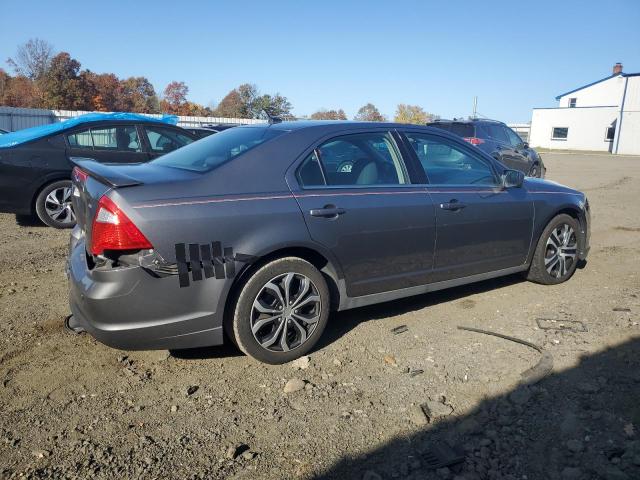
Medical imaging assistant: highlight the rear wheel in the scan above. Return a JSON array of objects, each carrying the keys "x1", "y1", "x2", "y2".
[
  {"x1": 230, "y1": 257, "x2": 330, "y2": 364},
  {"x1": 35, "y1": 180, "x2": 76, "y2": 229},
  {"x1": 526, "y1": 214, "x2": 579, "y2": 285}
]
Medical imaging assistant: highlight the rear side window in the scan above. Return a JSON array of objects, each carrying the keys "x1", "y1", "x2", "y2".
[
  {"x1": 150, "y1": 126, "x2": 284, "y2": 172},
  {"x1": 92, "y1": 126, "x2": 141, "y2": 152},
  {"x1": 404, "y1": 132, "x2": 498, "y2": 186},
  {"x1": 504, "y1": 127, "x2": 523, "y2": 147},
  {"x1": 487, "y1": 125, "x2": 509, "y2": 143},
  {"x1": 67, "y1": 125, "x2": 141, "y2": 152},
  {"x1": 67, "y1": 128, "x2": 93, "y2": 148},
  {"x1": 297, "y1": 132, "x2": 408, "y2": 187}
]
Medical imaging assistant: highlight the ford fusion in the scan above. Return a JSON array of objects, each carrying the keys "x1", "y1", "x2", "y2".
[{"x1": 67, "y1": 121, "x2": 590, "y2": 364}]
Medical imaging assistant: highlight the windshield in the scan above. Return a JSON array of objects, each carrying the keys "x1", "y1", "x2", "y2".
[{"x1": 151, "y1": 126, "x2": 285, "y2": 172}]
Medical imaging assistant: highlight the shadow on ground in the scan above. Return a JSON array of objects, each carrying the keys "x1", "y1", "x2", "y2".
[
  {"x1": 315, "y1": 337, "x2": 640, "y2": 480},
  {"x1": 173, "y1": 274, "x2": 525, "y2": 361},
  {"x1": 316, "y1": 274, "x2": 525, "y2": 352}
]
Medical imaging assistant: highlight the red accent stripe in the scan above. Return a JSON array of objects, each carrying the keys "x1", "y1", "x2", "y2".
[{"x1": 133, "y1": 187, "x2": 573, "y2": 209}]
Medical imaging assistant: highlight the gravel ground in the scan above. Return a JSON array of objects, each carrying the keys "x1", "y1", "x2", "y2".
[{"x1": 0, "y1": 153, "x2": 639, "y2": 480}]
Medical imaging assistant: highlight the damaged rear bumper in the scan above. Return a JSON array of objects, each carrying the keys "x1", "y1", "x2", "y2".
[{"x1": 66, "y1": 236, "x2": 225, "y2": 350}]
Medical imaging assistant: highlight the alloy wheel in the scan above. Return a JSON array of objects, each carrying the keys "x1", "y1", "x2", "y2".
[
  {"x1": 44, "y1": 186, "x2": 75, "y2": 224},
  {"x1": 250, "y1": 272, "x2": 322, "y2": 352},
  {"x1": 544, "y1": 223, "x2": 577, "y2": 278}
]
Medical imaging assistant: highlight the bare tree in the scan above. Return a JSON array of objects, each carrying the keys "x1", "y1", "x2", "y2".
[{"x1": 7, "y1": 38, "x2": 55, "y2": 80}]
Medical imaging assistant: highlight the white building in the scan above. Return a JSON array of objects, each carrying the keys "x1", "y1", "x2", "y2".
[{"x1": 530, "y1": 63, "x2": 640, "y2": 155}]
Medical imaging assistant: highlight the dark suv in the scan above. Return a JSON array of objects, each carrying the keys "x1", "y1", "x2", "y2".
[{"x1": 427, "y1": 119, "x2": 545, "y2": 178}]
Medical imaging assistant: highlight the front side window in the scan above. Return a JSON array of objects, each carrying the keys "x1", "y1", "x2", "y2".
[
  {"x1": 297, "y1": 132, "x2": 408, "y2": 187},
  {"x1": 404, "y1": 132, "x2": 499, "y2": 186},
  {"x1": 145, "y1": 126, "x2": 194, "y2": 153},
  {"x1": 551, "y1": 127, "x2": 568, "y2": 140}
]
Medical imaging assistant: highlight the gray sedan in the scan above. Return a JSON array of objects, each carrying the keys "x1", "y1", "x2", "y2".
[{"x1": 67, "y1": 121, "x2": 590, "y2": 364}]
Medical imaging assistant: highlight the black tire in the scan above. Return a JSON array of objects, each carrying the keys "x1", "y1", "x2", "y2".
[
  {"x1": 35, "y1": 180, "x2": 76, "y2": 229},
  {"x1": 230, "y1": 257, "x2": 330, "y2": 364},
  {"x1": 526, "y1": 214, "x2": 580, "y2": 285}
]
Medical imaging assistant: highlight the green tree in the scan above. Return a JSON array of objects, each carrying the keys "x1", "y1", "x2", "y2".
[
  {"x1": 214, "y1": 84, "x2": 293, "y2": 119},
  {"x1": 354, "y1": 103, "x2": 386, "y2": 122},
  {"x1": 310, "y1": 109, "x2": 347, "y2": 120},
  {"x1": 393, "y1": 104, "x2": 436, "y2": 124}
]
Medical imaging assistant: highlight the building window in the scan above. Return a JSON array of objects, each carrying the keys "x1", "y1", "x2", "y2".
[
  {"x1": 551, "y1": 127, "x2": 568, "y2": 140},
  {"x1": 605, "y1": 126, "x2": 615, "y2": 141},
  {"x1": 569, "y1": 98, "x2": 577, "y2": 108}
]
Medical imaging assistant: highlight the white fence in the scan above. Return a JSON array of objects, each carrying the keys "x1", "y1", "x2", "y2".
[{"x1": 0, "y1": 106, "x2": 266, "y2": 132}]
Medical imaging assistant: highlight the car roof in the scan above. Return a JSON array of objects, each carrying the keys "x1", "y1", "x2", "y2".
[
  {"x1": 250, "y1": 120, "x2": 439, "y2": 133},
  {"x1": 428, "y1": 118, "x2": 506, "y2": 126}
]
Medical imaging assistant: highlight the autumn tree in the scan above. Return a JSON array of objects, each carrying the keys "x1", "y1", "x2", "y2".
[
  {"x1": 354, "y1": 103, "x2": 386, "y2": 122},
  {"x1": 40, "y1": 52, "x2": 93, "y2": 109},
  {"x1": 7, "y1": 38, "x2": 54, "y2": 80},
  {"x1": 214, "y1": 89, "x2": 244, "y2": 118},
  {"x1": 2, "y1": 74, "x2": 38, "y2": 107},
  {"x1": 310, "y1": 109, "x2": 347, "y2": 120},
  {"x1": 118, "y1": 77, "x2": 160, "y2": 113},
  {"x1": 393, "y1": 104, "x2": 436, "y2": 124},
  {"x1": 161, "y1": 81, "x2": 189, "y2": 114},
  {"x1": 83, "y1": 72, "x2": 121, "y2": 111}
]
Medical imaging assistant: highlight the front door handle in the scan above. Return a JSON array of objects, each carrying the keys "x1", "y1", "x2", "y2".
[
  {"x1": 310, "y1": 206, "x2": 346, "y2": 218},
  {"x1": 440, "y1": 200, "x2": 467, "y2": 211}
]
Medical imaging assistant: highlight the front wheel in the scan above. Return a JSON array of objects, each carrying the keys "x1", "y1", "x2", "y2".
[
  {"x1": 526, "y1": 214, "x2": 580, "y2": 285},
  {"x1": 35, "y1": 180, "x2": 76, "y2": 229},
  {"x1": 230, "y1": 257, "x2": 330, "y2": 364}
]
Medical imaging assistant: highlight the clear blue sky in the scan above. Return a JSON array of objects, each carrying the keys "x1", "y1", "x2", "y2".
[{"x1": 1, "y1": 0, "x2": 639, "y2": 122}]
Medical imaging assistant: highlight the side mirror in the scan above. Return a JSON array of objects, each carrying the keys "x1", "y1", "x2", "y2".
[
  {"x1": 522, "y1": 142, "x2": 530, "y2": 149},
  {"x1": 502, "y1": 169, "x2": 525, "y2": 188}
]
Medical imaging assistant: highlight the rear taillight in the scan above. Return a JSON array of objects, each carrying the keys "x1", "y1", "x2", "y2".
[
  {"x1": 90, "y1": 195, "x2": 152, "y2": 255},
  {"x1": 72, "y1": 166, "x2": 89, "y2": 184},
  {"x1": 463, "y1": 137, "x2": 485, "y2": 145}
]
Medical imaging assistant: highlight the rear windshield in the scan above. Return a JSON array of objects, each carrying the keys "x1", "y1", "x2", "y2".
[
  {"x1": 150, "y1": 126, "x2": 285, "y2": 172},
  {"x1": 429, "y1": 123, "x2": 474, "y2": 138}
]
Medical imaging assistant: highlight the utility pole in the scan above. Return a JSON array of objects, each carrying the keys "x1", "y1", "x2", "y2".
[{"x1": 472, "y1": 96, "x2": 478, "y2": 119}]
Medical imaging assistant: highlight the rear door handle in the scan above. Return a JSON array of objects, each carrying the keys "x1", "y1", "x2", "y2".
[
  {"x1": 440, "y1": 201, "x2": 467, "y2": 211},
  {"x1": 310, "y1": 206, "x2": 346, "y2": 218}
]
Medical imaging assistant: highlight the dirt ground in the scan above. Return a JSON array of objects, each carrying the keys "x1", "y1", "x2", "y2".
[{"x1": 1, "y1": 152, "x2": 639, "y2": 480}]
